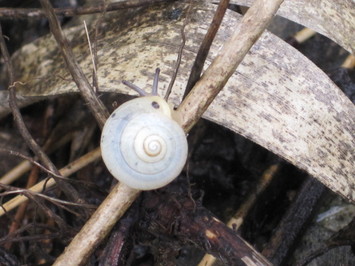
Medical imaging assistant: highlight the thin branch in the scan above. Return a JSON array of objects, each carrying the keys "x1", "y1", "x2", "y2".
[
  {"x1": 0, "y1": 183, "x2": 68, "y2": 230},
  {"x1": 0, "y1": 161, "x2": 32, "y2": 186},
  {"x1": 0, "y1": 147, "x2": 101, "y2": 216},
  {"x1": 84, "y1": 20, "x2": 98, "y2": 92},
  {"x1": 177, "y1": 0, "x2": 285, "y2": 132},
  {"x1": 0, "y1": 132, "x2": 73, "y2": 185},
  {"x1": 0, "y1": 223, "x2": 59, "y2": 245},
  {"x1": 39, "y1": 0, "x2": 110, "y2": 129},
  {"x1": 91, "y1": 0, "x2": 109, "y2": 92},
  {"x1": 0, "y1": 232, "x2": 61, "y2": 245},
  {"x1": 183, "y1": 0, "x2": 230, "y2": 99},
  {"x1": 0, "y1": 184, "x2": 94, "y2": 209},
  {"x1": 0, "y1": 148, "x2": 62, "y2": 178},
  {"x1": 0, "y1": 23, "x2": 81, "y2": 203},
  {"x1": 164, "y1": 0, "x2": 192, "y2": 101},
  {"x1": 27, "y1": 193, "x2": 68, "y2": 231},
  {"x1": 53, "y1": 183, "x2": 140, "y2": 266},
  {"x1": 0, "y1": 0, "x2": 174, "y2": 20}
]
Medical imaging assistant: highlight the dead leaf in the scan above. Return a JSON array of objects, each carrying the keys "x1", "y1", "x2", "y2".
[{"x1": 229, "y1": 0, "x2": 355, "y2": 54}]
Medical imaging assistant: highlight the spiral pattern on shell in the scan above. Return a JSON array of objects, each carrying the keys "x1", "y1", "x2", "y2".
[{"x1": 100, "y1": 96, "x2": 188, "y2": 190}]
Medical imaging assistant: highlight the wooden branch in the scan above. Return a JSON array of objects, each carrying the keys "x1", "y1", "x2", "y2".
[
  {"x1": 53, "y1": 183, "x2": 140, "y2": 266},
  {"x1": 164, "y1": 1, "x2": 192, "y2": 100},
  {"x1": 0, "y1": 148, "x2": 62, "y2": 178},
  {"x1": 53, "y1": 0, "x2": 284, "y2": 265},
  {"x1": 177, "y1": 0, "x2": 284, "y2": 132},
  {"x1": 39, "y1": 0, "x2": 110, "y2": 129},
  {"x1": 261, "y1": 177, "x2": 326, "y2": 265},
  {"x1": 184, "y1": 0, "x2": 230, "y2": 98},
  {"x1": 0, "y1": 148, "x2": 101, "y2": 217}
]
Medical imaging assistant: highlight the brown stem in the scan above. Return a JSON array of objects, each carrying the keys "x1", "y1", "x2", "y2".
[
  {"x1": 165, "y1": 0, "x2": 192, "y2": 101},
  {"x1": 0, "y1": 148, "x2": 62, "y2": 178},
  {"x1": 53, "y1": 183, "x2": 141, "y2": 266},
  {"x1": 39, "y1": 0, "x2": 110, "y2": 129},
  {"x1": 262, "y1": 177, "x2": 326, "y2": 265},
  {"x1": 183, "y1": 0, "x2": 230, "y2": 99},
  {"x1": 177, "y1": 0, "x2": 285, "y2": 132}
]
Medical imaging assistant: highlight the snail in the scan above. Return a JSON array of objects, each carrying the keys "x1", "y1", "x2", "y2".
[{"x1": 100, "y1": 69, "x2": 188, "y2": 190}]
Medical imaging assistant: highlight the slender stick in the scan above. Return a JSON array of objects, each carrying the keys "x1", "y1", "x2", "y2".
[
  {"x1": 164, "y1": 0, "x2": 193, "y2": 100},
  {"x1": 53, "y1": 183, "x2": 140, "y2": 266},
  {"x1": 0, "y1": 148, "x2": 101, "y2": 217},
  {"x1": 0, "y1": 133, "x2": 73, "y2": 185},
  {"x1": 177, "y1": 0, "x2": 285, "y2": 132},
  {"x1": 184, "y1": 0, "x2": 230, "y2": 98},
  {"x1": 39, "y1": 0, "x2": 110, "y2": 129},
  {"x1": 0, "y1": 148, "x2": 62, "y2": 178}
]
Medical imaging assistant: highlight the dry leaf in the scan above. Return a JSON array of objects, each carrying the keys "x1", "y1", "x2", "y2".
[{"x1": 229, "y1": 0, "x2": 355, "y2": 54}]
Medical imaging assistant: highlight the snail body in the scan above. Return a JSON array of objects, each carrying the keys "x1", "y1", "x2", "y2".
[{"x1": 100, "y1": 70, "x2": 188, "y2": 190}]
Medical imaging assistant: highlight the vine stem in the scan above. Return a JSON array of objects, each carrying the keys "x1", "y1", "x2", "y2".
[{"x1": 53, "y1": 0, "x2": 284, "y2": 265}]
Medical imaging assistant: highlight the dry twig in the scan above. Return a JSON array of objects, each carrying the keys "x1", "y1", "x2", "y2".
[
  {"x1": 184, "y1": 0, "x2": 230, "y2": 98},
  {"x1": 0, "y1": 148, "x2": 101, "y2": 216},
  {"x1": 39, "y1": 0, "x2": 110, "y2": 129},
  {"x1": 177, "y1": 0, "x2": 284, "y2": 132},
  {"x1": 165, "y1": 0, "x2": 193, "y2": 100},
  {"x1": 5, "y1": 166, "x2": 40, "y2": 250},
  {"x1": 0, "y1": 148, "x2": 62, "y2": 178},
  {"x1": 0, "y1": 133, "x2": 73, "y2": 185}
]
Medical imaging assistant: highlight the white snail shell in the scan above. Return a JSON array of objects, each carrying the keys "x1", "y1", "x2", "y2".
[{"x1": 100, "y1": 96, "x2": 188, "y2": 190}]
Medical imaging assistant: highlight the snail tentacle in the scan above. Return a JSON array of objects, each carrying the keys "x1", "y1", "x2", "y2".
[
  {"x1": 122, "y1": 80, "x2": 148, "y2": 96},
  {"x1": 152, "y1": 68, "x2": 160, "y2": 96}
]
